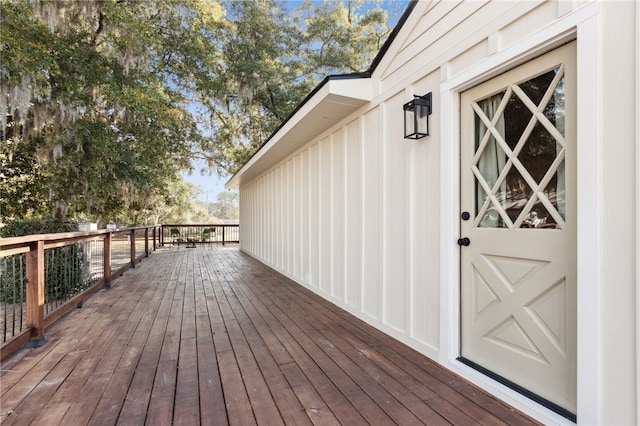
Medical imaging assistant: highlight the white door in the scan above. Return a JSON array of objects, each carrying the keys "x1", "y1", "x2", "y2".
[{"x1": 460, "y1": 42, "x2": 577, "y2": 416}]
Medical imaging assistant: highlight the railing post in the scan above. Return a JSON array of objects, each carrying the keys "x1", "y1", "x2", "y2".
[
  {"x1": 222, "y1": 225, "x2": 226, "y2": 246},
  {"x1": 153, "y1": 227, "x2": 157, "y2": 251},
  {"x1": 145, "y1": 228, "x2": 149, "y2": 257},
  {"x1": 104, "y1": 232, "x2": 112, "y2": 289},
  {"x1": 160, "y1": 225, "x2": 164, "y2": 247},
  {"x1": 25, "y1": 240, "x2": 46, "y2": 347},
  {"x1": 130, "y1": 229, "x2": 136, "y2": 268}
]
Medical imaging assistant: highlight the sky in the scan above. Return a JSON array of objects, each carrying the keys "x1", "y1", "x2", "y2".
[{"x1": 182, "y1": 0, "x2": 409, "y2": 202}]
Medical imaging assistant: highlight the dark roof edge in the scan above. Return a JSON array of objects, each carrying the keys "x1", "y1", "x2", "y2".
[
  {"x1": 226, "y1": 0, "x2": 418, "y2": 187},
  {"x1": 367, "y1": 0, "x2": 419, "y2": 74}
]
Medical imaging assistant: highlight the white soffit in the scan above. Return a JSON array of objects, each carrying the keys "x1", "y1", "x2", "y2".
[{"x1": 226, "y1": 77, "x2": 373, "y2": 188}]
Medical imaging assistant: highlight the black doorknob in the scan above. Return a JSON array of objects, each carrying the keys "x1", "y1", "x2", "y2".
[{"x1": 457, "y1": 237, "x2": 471, "y2": 246}]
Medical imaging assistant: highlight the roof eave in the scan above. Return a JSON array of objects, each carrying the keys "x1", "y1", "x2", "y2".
[{"x1": 226, "y1": 75, "x2": 372, "y2": 189}]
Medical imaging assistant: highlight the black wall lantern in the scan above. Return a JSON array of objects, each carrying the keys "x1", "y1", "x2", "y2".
[{"x1": 403, "y1": 93, "x2": 432, "y2": 139}]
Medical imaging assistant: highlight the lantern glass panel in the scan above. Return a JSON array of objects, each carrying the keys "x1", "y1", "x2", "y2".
[
  {"x1": 404, "y1": 107, "x2": 416, "y2": 138},
  {"x1": 416, "y1": 104, "x2": 429, "y2": 135}
]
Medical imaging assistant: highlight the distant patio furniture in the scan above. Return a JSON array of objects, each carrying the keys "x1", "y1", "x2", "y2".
[
  {"x1": 169, "y1": 228, "x2": 182, "y2": 246},
  {"x1": 202, "y1": 227, "x2": 216, "y2": 242}
]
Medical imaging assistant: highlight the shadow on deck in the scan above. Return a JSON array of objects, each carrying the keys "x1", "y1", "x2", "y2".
[{"x1": 0, "y1": 245, "x2": 539, "y2": 425}]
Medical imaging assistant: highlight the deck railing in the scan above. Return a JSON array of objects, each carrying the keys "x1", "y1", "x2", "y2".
[
  {"x1": 0, "y1": 226, "x2": 162, "y2": 360},
  {"x1": 160, "y1": 224, "x2": 239, "y2": 246},
  {"x1": 0, "y1": 224, "x2": 239, "y2": 360}
]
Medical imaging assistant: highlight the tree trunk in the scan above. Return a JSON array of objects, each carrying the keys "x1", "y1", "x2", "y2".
[{"x1": 54, "y1": 200, "x2": 68, "y2": 221}]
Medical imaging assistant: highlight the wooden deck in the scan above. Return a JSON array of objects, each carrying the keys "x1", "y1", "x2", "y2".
[{"x1": 0, "y1": 245, "x2": 539, "y2": 425}]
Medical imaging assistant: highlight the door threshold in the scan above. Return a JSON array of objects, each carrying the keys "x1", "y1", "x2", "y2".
[{"x1": 457, "y1": 357, "x2": 576, "y2": 423}]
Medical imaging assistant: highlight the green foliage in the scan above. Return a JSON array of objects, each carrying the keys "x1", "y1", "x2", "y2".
[
  {"x1": 0, "y1": 255, "x2": 25, "y2": 304},
  {"x1": 298, "y1": 0, "x2": 391, "y2": 77},
  {"x1": 0, "y1": 135, "x2": 50, "y2": 219},
  {"x1": 0, "y1": 0, "x2": 407, "y2": 223},
  {"x1": 211, "y1": 191, "x2": 239, "y2": 220},
  {"x1": 44, "y1": 244, "x2": 88, "y2": 302},
  {"x1": 0, "y1": 219, "x2": 78, "y2": 237},
  {"x1": 1, "y1": 0, "x2": 215, "y2": 223}
]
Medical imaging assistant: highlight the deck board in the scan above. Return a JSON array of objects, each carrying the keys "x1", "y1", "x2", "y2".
[{"x1": 0, "y1": 245, "x2": 541, "y2": 425}]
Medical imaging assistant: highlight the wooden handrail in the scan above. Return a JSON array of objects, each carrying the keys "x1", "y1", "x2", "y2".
[{"x1": 0, "y1": 226, "x2": 155, "y2": 247}]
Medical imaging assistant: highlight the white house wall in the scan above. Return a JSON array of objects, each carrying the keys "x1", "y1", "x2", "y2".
[
  {"x1": 239, "y1": 100, "x2": 442, "y2": 356},
  {"x1": 236, "y1": 1, "x2": 638, "y2": 424},
  {"x1": 596, "y1": 2, "x2": 638, "y2": 422}
]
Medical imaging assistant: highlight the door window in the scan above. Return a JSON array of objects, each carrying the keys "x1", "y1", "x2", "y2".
[{"x1": 473, "y1": 67, "x2": 566, "y2": 229}]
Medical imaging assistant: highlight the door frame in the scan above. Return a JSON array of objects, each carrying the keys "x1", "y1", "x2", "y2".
[
  {"x1": 437, "y1": 4, "x2": 601, "y2": 424},
  {"x1": 459, "y1": 42, "x2": 577, "y2": 418}
]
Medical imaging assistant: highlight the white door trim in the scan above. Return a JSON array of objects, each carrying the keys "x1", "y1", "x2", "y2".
[
  {"x1": 636, "y1": 2, "x2": 640, "y2": 424},
  {"x1": 438, "y1": 2, "x2": 601, "y2": 424}
]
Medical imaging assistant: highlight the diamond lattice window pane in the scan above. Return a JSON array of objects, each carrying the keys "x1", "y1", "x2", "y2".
[
  {"x1": 504, "y1": 92, "x2": 533, "y2": 152},
  {"x1": 472, "y1": 66, "x2": 566, "y2": 230},
  {"x1": 521, "y1": 201, "x2": 558, "y2": 229},
  {"x1": 518, "y1": 69, "x2": 556, "y2": 106},
  {"x1": 502, "y1": 165, "x2": 531, "y2": 223},
  {"x1": 543, "y1": 74, "x2": 566, "y2": 138},
  {"x1": 517, "y1": 122, "x2": 561, "y2": 185}
]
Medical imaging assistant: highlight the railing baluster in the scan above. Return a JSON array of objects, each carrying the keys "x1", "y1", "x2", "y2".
[{"x1": 104, "y1": 233, "x2": 112, "y2": 289}]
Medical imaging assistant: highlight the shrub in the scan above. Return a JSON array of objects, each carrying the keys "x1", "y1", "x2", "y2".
[{"x1": 0, "y1": 220, "x2": 79, "y2": 238}]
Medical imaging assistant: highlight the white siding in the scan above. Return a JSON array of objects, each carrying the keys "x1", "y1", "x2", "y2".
[
  {"x1": 239, "y1": 88, "x2": 442, "y2": 356},
  {"x1": 381, "y1": 95, "x2": 409, "y2": 334},
  {"x1": 345, "y1": 119, "x2": 362, "y2": 310},
  {"x1": 309, "y1": 143, "x2": 320, "y2": 290},
  {"x1": 361, "y1": 108, "x2": 384, "y2": 322}
]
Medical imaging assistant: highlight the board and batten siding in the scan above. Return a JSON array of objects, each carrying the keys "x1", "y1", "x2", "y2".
[{"x1": 239, "y1": 101, "x2": 441, "y2": 355}]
